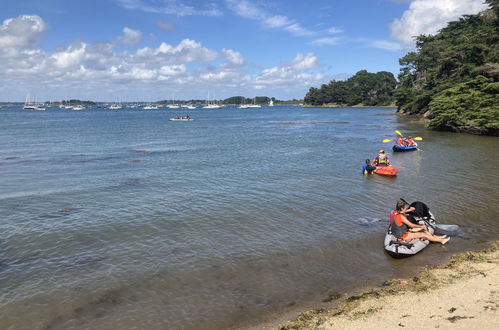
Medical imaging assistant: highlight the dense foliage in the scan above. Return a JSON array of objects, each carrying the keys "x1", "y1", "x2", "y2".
[
  {"x1": 395, "y1": 0, "x2": 498, "y2": 135},
  {"x1": 304, "y1": 70, "x2": 397, "y2": 106}
]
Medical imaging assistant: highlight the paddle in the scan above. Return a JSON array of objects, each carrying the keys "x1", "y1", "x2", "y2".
[
  {"x1": 423, "y1": 219, "x2": 459, "y2": 232},
  {"x1": 383, "y1": 138, "x2": 422, "y2": 142}
]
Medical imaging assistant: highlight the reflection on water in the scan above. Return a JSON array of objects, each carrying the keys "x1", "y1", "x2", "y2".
[{"x1": 0, "y1": 106, "x2": 497, "y2": 329}]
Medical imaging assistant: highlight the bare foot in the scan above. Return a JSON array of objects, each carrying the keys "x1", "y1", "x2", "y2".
[{"x1": 442, "y1": 237, "x2": 450, "y2": 245}]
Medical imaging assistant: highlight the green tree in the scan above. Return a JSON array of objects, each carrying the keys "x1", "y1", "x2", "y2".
[{"x1": 395, "y1": 1, "x2": 498, "y2": 135}]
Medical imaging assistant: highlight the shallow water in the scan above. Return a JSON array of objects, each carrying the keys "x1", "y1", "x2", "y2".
[{"x1": 0, "y1": 105, "x2": 498, "y2": 329}]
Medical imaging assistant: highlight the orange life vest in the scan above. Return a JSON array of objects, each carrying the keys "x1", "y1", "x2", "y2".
[{"x1": 389, "y1": 211, "x2": 408, "y2": 238}]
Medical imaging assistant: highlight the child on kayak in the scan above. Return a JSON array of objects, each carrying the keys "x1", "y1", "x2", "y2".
[
  {"x1": 372, "y1": 150, "x2": 390, "y2": 166},
  {"x1": 389, "y1": 200, "x2": 450, "y2": 244},
  {"x1": 362, "y1": 159, "x2": 376, "y2": 175}
]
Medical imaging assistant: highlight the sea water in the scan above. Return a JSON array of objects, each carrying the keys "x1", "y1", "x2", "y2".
[{"x1": 1, "y1": 105, "x2": 498, "y2": 329}]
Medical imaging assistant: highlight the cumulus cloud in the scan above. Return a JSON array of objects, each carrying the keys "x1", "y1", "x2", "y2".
[
  {"x1": 391, "y1": 0, "x2": 489, "y2": 48},
  {"x1": 0, "y1": 15, "x2": 46, "y2": 49},
  {"x1": 118, "y1": 27, "x2": 142, "y2": 45},
  {"x1": 0, "y1": 13, "x2": 329, "y2": 101},
  {"x1": 260, "y1": 53, "x2": 320, "y2": 81},
  {"x1": 51, "y1": 43, "x2": 87, "y2": 69},
  {"x1": 136, "y1": 39, "x2": 218, "y2": 63},
  {"x1": 116, "y1": 0, "x2": 222, "y2": 16},
  {"x1": 222, "y1": 48, "x2": 245, "y2": 66}
]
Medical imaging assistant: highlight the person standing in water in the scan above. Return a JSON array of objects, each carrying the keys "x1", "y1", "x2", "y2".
[{"x1": 362, "y1": 159, "x2": 376, "y2": 175}]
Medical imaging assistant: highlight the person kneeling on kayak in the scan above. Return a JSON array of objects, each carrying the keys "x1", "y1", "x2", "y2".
[
  {"x1": 372, "y1": 150, "x2": 390, "y2": 167},
  {"x1": 389, "y1": 200, "x2": 450, "y2": 244},
  {"x1": 362, "y1": 159, "x2": 376, "y2": 175}
]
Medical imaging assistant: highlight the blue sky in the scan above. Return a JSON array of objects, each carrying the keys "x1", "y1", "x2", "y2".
[{"x1": 0, "y1": 0, "x2": 489, "y2": 101}]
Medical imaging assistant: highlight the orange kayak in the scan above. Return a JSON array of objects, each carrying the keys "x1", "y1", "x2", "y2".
[{"x1": 374, "y1": 165, "x2": 398, "y2": 176}]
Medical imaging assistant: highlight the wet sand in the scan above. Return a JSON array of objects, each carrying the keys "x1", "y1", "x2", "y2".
[{"x1": 277, "y1": 241, "x2": 499, "y2": 330}]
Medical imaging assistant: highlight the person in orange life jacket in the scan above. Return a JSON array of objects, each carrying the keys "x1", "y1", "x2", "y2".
[
  {"x1": 371, "y1": 149, "x2": 390, "y2": 166},
  {"x1": 389, "y1": 200, "x2": 450, "y2": 244}
]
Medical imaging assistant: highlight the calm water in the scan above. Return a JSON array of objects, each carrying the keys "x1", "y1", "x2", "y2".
[{"x1": 1, "y1": 105, "x2": 498, "y2": 329}]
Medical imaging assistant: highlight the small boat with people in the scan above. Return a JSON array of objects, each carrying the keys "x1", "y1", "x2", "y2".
[
  {"x1": 169, "y1": 115, "x2": 193, "y2": 121},
  {"x1": 393, "y1": 137, "x2": 418, "y2": 152},
  {"x1": 369, "y1": 149, "x2": 397, "y2": 176},
  {"x1": 384, "y1": 200, "x2": 452, "y2": 258}
]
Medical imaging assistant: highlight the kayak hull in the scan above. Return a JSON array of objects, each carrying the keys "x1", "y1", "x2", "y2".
[
  {"x1": 384, "y1": 212, "x2": 436, "y2": 258},
  {"x1": 392, "y1": 144, "x2": 418, "y2": 152},
  {"x1": 169, "y1": 118, "x2": 193, "y2": 121},
  {"x1": 374, "y1": 165, "x2": 398, "y2": 176}
]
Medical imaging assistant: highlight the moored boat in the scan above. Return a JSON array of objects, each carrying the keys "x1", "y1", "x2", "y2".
[{"x1": 169, "y1": 116, "x2": 193, "y2": 121}]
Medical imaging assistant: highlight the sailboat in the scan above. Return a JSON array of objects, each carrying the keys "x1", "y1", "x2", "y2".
[
  {"x1": 23, "y1": 93, "x2": 45, "y2": 110},
  {"x1": 203, "y1": 93, "x2": 221, "y2": 109},
  {"x1": 238, "y1": 96, "x2": 250, "y2": 108},
  {"x1": 268, "y1": 99, "x2": 274, "y2": 106},
  {"x1": 246, "y1": 96, "x2": 261, "y2": 108}
]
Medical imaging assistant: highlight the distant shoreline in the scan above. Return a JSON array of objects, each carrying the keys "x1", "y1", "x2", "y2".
[{"x1": 302, "y1": 104, "x2": 397, "y2": 108}]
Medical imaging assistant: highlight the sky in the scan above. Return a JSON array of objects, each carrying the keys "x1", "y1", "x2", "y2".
[{"x1": 0, "y1": 0, "x2": 490, "y2": 102}]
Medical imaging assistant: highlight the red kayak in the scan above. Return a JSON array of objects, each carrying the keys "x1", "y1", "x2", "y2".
[{"x1": 374, "y1": 165, "x2": 398, "y2": 176}]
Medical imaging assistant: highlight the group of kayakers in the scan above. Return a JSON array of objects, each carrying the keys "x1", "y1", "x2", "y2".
[
  {"x1": 395, "y1": 137, "x2": 417, "y2": 147},
  {"x1": 367, "y1": 132, "x2": 453, "y2": 254}
]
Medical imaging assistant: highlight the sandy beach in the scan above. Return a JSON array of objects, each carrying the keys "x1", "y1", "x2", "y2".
[{"x1": 278, "y1": 241, "x2": 499, "y2": 330}]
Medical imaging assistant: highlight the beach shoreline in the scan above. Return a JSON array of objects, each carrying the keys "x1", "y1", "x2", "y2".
[{"x1": 267, "y1": 241, "x2": 499, "y2": 330}]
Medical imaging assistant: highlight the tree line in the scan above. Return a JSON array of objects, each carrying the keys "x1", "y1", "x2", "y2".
[
  {"x1": 304, "y1": 70, "x2": 397, "y2": 106},
  {"x1": 395, "y1": 0, "x2": 498, "y2": 135},
  {"x1": 304, "y1": 0, "x2": 498, "y2": 135}
]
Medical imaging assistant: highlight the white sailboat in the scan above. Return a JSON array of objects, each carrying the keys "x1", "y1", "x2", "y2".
[
  {"x1": 238, "y1": 96, "x2": 250, "y2": 108},
  {"x1": 203, "y1": 93, "x2": 221, "y2": 109},
  {"x1": 23, "y1": 93, "x2": 45, "y2": 110},
  {"x1": 246, "y1": 97, "x2": 261, "y2": 108},
  {"x1": 108, "y1": 104, "x2": 122, "y2": 110}
]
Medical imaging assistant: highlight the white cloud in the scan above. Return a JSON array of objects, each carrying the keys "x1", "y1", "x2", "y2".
[
  {"x1": 290, "y1": 53, "x2": 319, "y2": 71},
  {"x1": 310, "y1": 37, "x2": 341, "y2": 46},
  {"x1": 51, "y1": 43, "x2": 87, "y2": 69},
  {"x1": 370, "y1": 40, "x2": 403, "y2": 51},
  {"x1": 116, "y1": 0, "x2": 222, "y2": 17},
  {"x1": 0, "y1": 15, "x2": 46, "y2": 49},
  {"x1": 264, "y1": 15, "x2": 290, "y2": 28},
  {"x1": 0, "y1": 14, "x2": 329, "y2": 101},
  {"x1": 222, "y1": 48, "x2": 245, "y2": 66},
  {"x1": 391, "y1": 0, "x2": 489, "y2": 48},
  {"x1": 118, "y1": 27, "x2": 142, "y2": 45},
  {"x1": 225, "y1": 0, "x2": 339, "y2": 38},
  {"x1": 156, "y1": 20, "x2": 174, "y2": 32}
]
